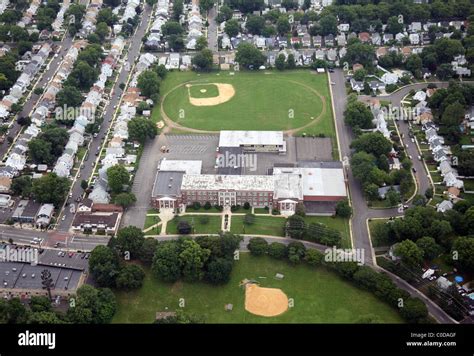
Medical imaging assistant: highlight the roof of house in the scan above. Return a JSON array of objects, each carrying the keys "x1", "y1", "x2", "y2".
[{"x1": 219, "y1": 131, "x2": 284, "y2": 148}]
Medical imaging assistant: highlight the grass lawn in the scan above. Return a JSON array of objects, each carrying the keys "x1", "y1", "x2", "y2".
[
  {"x1": 112, "y1": 254, "x2": 403, "y2": 323},
  {"x1": 186, "y1": 206, "x2": 222, "y2": 213},
  {"x1": 230, "y1": 215, "x2": 286, "y2": 236},
  {"x1": 144, "y1": 215, "x2": 161, "y2": 230},
  {"x1": 156, "y1": 70, "x2": 335, "y2": 137},
  {"x1": 254, "y1": 208, "x2": 270, "y2": 214},
  {"x1": 303, "y1": 216, "x2": 351, "y2": 248},
  {"x1": 368, "y1": 219, "x2": 391, "y2": 247},
  {"x1": 463, "y1": 179, "x2": 474, "y2": 192},
  {"x1": 166, "y1": 215, "x2": 223, "y2": 234}
]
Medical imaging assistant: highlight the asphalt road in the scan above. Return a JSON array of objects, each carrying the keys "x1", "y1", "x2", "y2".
[
  {"x1": 207, "y1": 6, "x2": 218, "y2": 53},
  {"x1": 1, "y1": 36, "x2": 74, "y2": 160},
  {"x1": 56, "y1": 3, "x2": 154, "y2": 232},
  {"x1": 329, "y1": 70, "x2": 457, "y2": 323}
]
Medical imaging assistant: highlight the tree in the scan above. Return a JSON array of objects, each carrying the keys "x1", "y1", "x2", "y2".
[
  {"x1": 216, "y1": 5, "x2": 232, "y2": 23},
  {"x1": 41, "y1": 269, "x2": 54, "y2": 301},
  {"x1": 399, "y1": 297, "x2": 428, "y2": 323},
  {"x1": 235, "y1": 43, "x2": 266, "y2": 69},
  {"x1": 155, "y1": 64, "x2": 168, "y2": 79},
  {"x1": 451, "y1": 237, "x2": 474, "y2": 273},
  {"x1": 424, "y1": 187, "x2": 433, "y2": 200},
  {"x1": 386, "y1": 189, "x2": 401, "y2": 206},
  {"x1": 56, "y1": 85, "x2": 83, "y2": 110},
  {"x1": 304, "y1": 249, "x2": 324, "y2": 266},
  {"x1": 436, "y1": 63, "x2": 454, "y2": 80},
  {"x1": 162, "y1": 21, "x2": 184, "y2": 36},
  {"x1": 95, "y1": 22, "x2": 109, "y2": 41},
  {"x1": 433, "y1": 38, "x2": 465, "y2": 63},
  {"x1": 287, "y1": 241, "x2": 306, "y2": 264},
  {"x1": 275, "y1": 54, "x2": 286, "y2": 70},
  {"x1": 246, "y1": 15, "x2": 265, "y2": 35},
  {"x1": 199, "y1": 0, "x2": 214, "y2": 13},
  {"x1": 394, "y1": 240, "x2": 424, "y2": 268},
  {"x1": 243, "y1": 213, "x2": 255, "y2": 225},
  {"x1": 88, "y1": 246, "x2": 121, "y2": 287},
  {"x1": 335, "y1": 199, "x2": 352, "y2": 218},
  {"x1": 113, "y1": 192, "x2": 137, "y2": 208},
  {"x1": 353, "y1": 68, "x2": 367, "y2": 81},
  {"x1": 67, "y1": 285, "x2": 116, "y2": 324},
  {"x1": 224, "y1": 19, "x2": 240, "y2": 38},
  {"x1": 405, "y1": 54, "x2": 423, "y2": 78},
  {"x1": 286, "y1": 54, "x2": 296, "y2": 69},
  {"x1": 29, "y1": 296, "x2": 52, "y2": 313},
  {"x1": 137, "y1": 70, "x2": 160, "y2": 99},
  {"x1": 32, "y1": 173, "x2": 69, "y2": 207},
  {"x1": 195, "y1": 36, "x2": 208, "y2": 51},
  {"x1": 320, "y1": 14, "x2": 337, "y2": 36},
  {"x1": 286, "y1": 214, "x2": 306, "y2": 239},
  {"x1": 179, "y1": 240, "x2": 210, "y2": 281},
  {"x1": 386, "y1": 16, "x2": 404, "y2": 35},
  {"x1": 11, "y1": 175, "x2": 32, "y2": 197},
  {"x1": 28, "y1": 311, "x2": 64, "y2": 324},
  {"x1": 268, "y1": 242, "x2": 287, "y2": 259},
  {"x1": 66, "y1": 61, "x2": 98, "y2": 90},
  {"x1": 247, "y1": 237, "x2": 268, "y2": 256},
  {"x1": 416, "y1": 236, "x2": 442, "y2": 260},
  {"x1": 172, "y1": 0, "x2": 183, "y2": 21},
  {"x1": 205, "y1": 257, "x2": 233, "y2": 284},
  {"x1": 152, "y1": 240, "x2": 182, "y2": 282},
  {"x1": 106, "y1": 165, "x2": 130, "y2": 194},
  {"x1": 192, "y1": 48, "x2": 213, "y2": 71},
  {"x1": 128, "y1": 117, "x2": 158, "y2": 144},
  {"x1": 276, "y1": 16, "x2": 290, "y2": 35},
  {"x1": 139, "y1": 238, "x2": 159, "y2": 265},
  {"x1": 343, "y1": 41, "x2": 376, "y2": 68},
  {"x1": 116, "y1": 264, "x2": 145, "y2": 290},
  {"x1": 351, "y1": 133, "x2": 392, "y2": 157},
  {"x1": 344, "y1": 100, "x2": 374, "y2": 129},
  {"x1": 116, "y1": 226, "x2": 145, "y2": 258},
  {"x1": 177, "y1": 220, "x2": 192, "y2": 234}
]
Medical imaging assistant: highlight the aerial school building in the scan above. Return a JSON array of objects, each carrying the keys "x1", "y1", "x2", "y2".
[{"x1": 151, "y1": 131, "x2": 347, "y2": 215}]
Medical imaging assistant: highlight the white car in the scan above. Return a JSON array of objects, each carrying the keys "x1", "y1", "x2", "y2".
[{"x1": 62, "y1": 215, "x2": 66, "y2": 221}]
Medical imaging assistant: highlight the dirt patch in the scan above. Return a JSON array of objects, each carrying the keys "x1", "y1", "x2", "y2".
[
  {"x1": 186, "y1": 83, "x2": 235, "y2": 106},
  {"x1": 244, "y1": 284, "x2": 288, "y2": 317}
]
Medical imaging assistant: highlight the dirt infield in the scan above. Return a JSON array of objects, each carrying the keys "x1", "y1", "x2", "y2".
[
  {"x1": 186, "y1": 83, "x2": 235, "y2": 106},
  {"x1": 244, "y1": 284, "x2": 288, "y2": 317}
]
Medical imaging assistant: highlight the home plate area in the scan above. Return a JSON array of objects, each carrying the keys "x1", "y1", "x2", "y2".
[{"x1": 244, "y1": 283, "x2": 289, "y2": 317}]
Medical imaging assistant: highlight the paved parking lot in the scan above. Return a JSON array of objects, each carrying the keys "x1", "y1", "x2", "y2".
[{"x1": 165, "y1": 134, "x2": 219, "y2": 174}]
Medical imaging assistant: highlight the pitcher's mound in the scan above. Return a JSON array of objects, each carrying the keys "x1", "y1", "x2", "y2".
[{"x1": 245, "y1": 284, "x2": 288, "y2": 317}]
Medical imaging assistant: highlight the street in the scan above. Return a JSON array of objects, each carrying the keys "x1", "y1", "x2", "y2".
[{"x1": 56, "y1": 3, "x2": 154, "y2": 233}]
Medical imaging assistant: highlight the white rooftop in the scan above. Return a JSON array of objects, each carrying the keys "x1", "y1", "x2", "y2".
[
  {"x1": 273, "y1": 167, "x2": 347, "y2": 198},
  {"x1": 219, "y1": 131, "x2": 284, "y2": 148},
  {"x1": 181, "y1": 174, "x2": 274, "y2": 192},
  {"x1": 159, "y1": 159, "x2": 202, "y2": 175}
]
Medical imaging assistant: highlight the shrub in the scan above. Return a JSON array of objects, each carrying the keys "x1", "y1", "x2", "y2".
[
  {"x1": 268, "y1": 242, "x2": 287, "y2": 259},
  {"x1": 247, "y1": 237, "x2": 268, "y2": 256}
]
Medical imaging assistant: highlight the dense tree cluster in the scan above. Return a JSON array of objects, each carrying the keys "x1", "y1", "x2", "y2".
[
  {"x1": 246, "y1": 237, "x2": 429, "y2": 323},
  {"x1": 152, "y1": 233, "x2": 241, "y2": 284}
]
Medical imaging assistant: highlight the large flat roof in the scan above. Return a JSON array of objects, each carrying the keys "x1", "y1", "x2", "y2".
[
  {"x1": 159, "y1": 159, "x2": 202, "y2": 175},
  {"x1": 181, "y1": 174, "x2": 274, "y2": 192},
  {"x1": 273, "y1": 173, "x2": 303, "y2": 200},
  {"x1": 273, "y1": 166, "x2": 346, "y2": 198},
  {"x1": 152, "y1": 171, "x2": 184, "y2": 198},
  {"x1": 219, "y1": 131, "x2": 284, "y2": 147}
]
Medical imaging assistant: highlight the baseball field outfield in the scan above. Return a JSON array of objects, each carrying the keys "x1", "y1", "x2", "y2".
[
  {"x1": 112, "y1": 254, "x2": 403, "y2": 324},
  {"x1": 154, "y1": 70, "x2": 336, "y2": 138}
]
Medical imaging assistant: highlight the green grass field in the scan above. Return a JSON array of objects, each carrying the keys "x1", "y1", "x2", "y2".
[
  {"x1": 303, "y1": 216, "x2": 351, "y2": 248},
  {"x1": 156, "y1": 71, "x2": 335, "y2": 137},
  {"x1": 166, "y1": 215, "x2": 223, "y2": 234},
  {"x1": 112, "y1": 254, "x2": 403, "y2": 323},
  {"x1": 230, "y1": 215, "x2": 286, "y2": 236}
]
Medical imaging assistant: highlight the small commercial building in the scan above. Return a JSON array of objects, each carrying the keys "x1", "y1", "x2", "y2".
[{"x1": 218, "y1": 131, "x2": 286, "y2": 153}]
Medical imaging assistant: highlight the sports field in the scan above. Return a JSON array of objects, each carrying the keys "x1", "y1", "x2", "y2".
[
  {"x1": 112, "y1": 254, "x2": 403, "y2": 323},
  {"x1": 156, "y1": 70, "x2": 335, "y2": 137}
]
